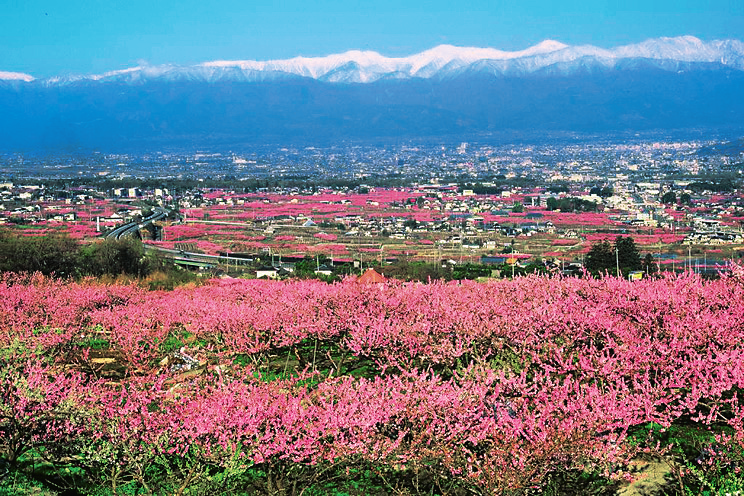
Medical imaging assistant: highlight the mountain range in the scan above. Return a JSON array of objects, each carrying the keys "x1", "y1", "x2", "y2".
[{"x1": 1, "y1": 36, "x2": 743, "y2": 150}]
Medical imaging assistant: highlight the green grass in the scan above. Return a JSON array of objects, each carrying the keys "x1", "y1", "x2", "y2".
[{"x1": 73, "y1": 337, "x2": 110, "y2": 350}]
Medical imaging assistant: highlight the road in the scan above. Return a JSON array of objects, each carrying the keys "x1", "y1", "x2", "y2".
[
  {"x1": 105, "y1": 207, "x2": 169, "y2": 240},
  {"x1": 103, "y1": 208, "x2": 259, "y2": 271}
]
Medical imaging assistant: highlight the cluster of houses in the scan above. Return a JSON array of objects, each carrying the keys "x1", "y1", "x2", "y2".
[
  {"x1": 2, "y1": 177, "x2": 742, "y2": 252},
  {"x1": 685, "y1": 218, "x2": 744, "y2": 244}
]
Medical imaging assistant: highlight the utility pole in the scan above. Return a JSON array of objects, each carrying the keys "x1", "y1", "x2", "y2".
[
  {"x1": 688, "y1": 244, "x2": 692, "y2": 272},
  {"x1": 658, "y1": 243, "x2": 661, "y2": 274},
  {"x1": 615, "y1": 247, "x2": 620, "y2": 278}
]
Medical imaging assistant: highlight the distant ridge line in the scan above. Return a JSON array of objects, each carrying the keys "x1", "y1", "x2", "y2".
[{"x1": 3, "y1": 35, "x2": 744, "y2": 84}]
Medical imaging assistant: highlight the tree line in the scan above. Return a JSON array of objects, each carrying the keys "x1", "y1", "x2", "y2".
[
  {"x1": 585, "y1": 235, "x2": 657, "y2": 277},
  {"x1": 0, "y1": 230, "x2": 179, "y2": 280}
]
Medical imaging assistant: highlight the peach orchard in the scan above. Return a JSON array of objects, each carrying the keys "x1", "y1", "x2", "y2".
[{"x1": 3, "y1": 267, "x2": 744, "y2": 494}]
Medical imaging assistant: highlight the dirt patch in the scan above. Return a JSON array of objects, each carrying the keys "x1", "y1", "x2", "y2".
[{"x1": 616, "y1": 458, "x2": 674, "y2": 496}]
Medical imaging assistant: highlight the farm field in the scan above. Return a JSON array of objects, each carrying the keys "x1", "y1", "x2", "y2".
[
  {"x1": 161, "y1": 191, "x2": 690, "y2": 263},
  {"x1": 6, "y1": 188, "x2": 743, "y2": 274},
  {"x1": 3, "y1": 269, "x2": 744, "y2": 495}
]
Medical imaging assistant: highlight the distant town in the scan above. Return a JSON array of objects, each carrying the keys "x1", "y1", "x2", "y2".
[{"x1": 1, "y1": 136, "x2": 743, "y2": 278}]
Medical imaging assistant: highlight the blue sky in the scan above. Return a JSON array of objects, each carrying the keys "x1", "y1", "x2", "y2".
[{"x1": 2, "y1": 0, "x2": 743, "y2": 78}]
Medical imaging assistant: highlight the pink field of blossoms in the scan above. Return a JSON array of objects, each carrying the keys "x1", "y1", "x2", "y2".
[
  {"x1": 12, "y1": 189, "x2": 737, "y2": 270},
  {"x1": 3, "y1": 268, "x2": 744, "y2": 493}
]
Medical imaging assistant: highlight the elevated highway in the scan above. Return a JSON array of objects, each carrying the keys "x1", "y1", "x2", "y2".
[{"x1": 105, "y1": 208, "x2": 169, "y2": 240}]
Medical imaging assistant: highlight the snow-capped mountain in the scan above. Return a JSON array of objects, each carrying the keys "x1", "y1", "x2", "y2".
[
  {"x1": 1, "y1": 35, "x2": 743, "y2": 151},
  {"x1": 6, "y1": 35, "x2": 744, "y2": 86},
  {"x1": 0, "y1": 71, "x2": 34, "y2": 82}
]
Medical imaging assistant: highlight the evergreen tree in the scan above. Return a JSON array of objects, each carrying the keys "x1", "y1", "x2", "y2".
[
  {"x1": 661, "y1": 191, "x2": 677, "y2": 204},
  {"x1": 600, "y1": 186, "x2": 614, "y2": 198},
  {"x1": 586, "y1": 236, "x2": 642, "y2": 276},
  {"x1": 615, "y1": 236, "x2": 642, "y2": 272},
  {"x1": 585, "y1": 240, "x2": 615, "y2": 274}
]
